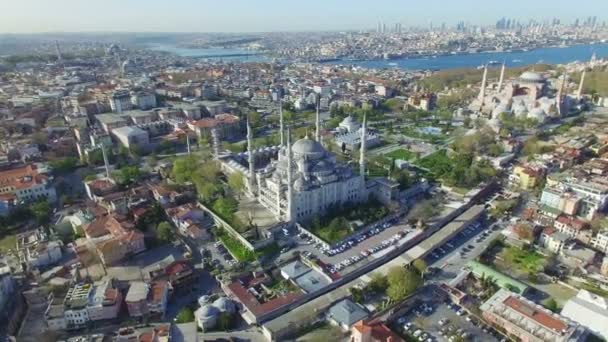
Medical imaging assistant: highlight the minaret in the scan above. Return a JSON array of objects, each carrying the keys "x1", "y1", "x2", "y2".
[
  {"x1": 557, "y1": 73, "x2": 567, "y2": 117},
  {"x1": 498, "y1": 61, "x2": 506, "y2": 92},
  {"x1": 478, "y1": 64, "x2": 488, "y2": 111},
  {"x1": 315, "y1": 95, "x2": 321, "y2": 142},
  {"x1": 100, "y1": 143, "x2": 110, "y2": 179},
  {"x1": 359, "y1": 114, "x2": 367, "y2": 181},
  {"x1": 286, "y1": 128, "x2": 293, "y2": 221},
  {"x1": 279, "y1": 100, "x2": 285, "y2": 148},
  {"x1": 186, "y1": 134, "x2": 191, "y2": 155},
  {"x1": 247, "y1": 117, "x2": 256, "y2": 195},
  {"x1": 577, "y1": 69, "x2": 586, "y2": 100}
]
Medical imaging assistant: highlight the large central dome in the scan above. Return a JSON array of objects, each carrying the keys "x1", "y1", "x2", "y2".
[
  {"x1": 519, "y1": 71, "x2": 545, "y2": 83},
  {"x1": 292, "y1": 136, "x2": 326, "y2": 159}
]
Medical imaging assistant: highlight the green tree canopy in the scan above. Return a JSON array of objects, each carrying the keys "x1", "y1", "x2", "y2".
[
  {"x1": 386, "y1": 266, "x2": 422, "y2": 301},
  {"x1": 155, "y1": 221, "x2": 174, "y2": 243}
]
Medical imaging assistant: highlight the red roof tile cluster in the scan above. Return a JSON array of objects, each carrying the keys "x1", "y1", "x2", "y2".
[
  {"x1": 0, "y1": 164, "x2": 48, "y2": 190},
  {"x1": 226, "y1": 274, "x2": 303, "y2": 317},
  {"x1": 503, "y1": 295, "x2": 568, "y2": 332}
]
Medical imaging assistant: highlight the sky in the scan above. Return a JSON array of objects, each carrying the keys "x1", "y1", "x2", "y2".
[{"x1": 1, "y1": 0, "x2": 607, "y2": 33}]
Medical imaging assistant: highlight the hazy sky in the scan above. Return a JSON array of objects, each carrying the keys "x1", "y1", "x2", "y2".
[{"x1": 1, "y1": 0, "x2": 606, "y2": 33}]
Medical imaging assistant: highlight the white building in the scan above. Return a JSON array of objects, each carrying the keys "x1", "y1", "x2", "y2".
[
  {"x1": 64, "y1": 283, "x2": 93, "y2": 327},
  {"x1": 561, "y1": 290, "x2": 608, "y2": 340},
  {"x1": 131, "y1": 91, "x2": 157, "y2": 110},
  {"x1": 110, "y1": 89, "x2": 133, "y2": 113},
  {"x1": 112, "y1": 126, "x2": 150, "y2": 149},
  {"x1": 590, "y1": 230, "x2": 608, "y2": 253},
  {"x1": 87, "y1": 279, "x2": 122, "y2": 321},
  {"x1": 334, "y1": 115, "x2": 381, "y2": 151}
]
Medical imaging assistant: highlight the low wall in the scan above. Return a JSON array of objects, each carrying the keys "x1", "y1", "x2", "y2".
[{"x1": 197, "y1": 202, "x2": 256, "y2": 251}]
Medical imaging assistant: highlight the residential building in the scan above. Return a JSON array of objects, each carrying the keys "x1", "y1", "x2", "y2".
[
  {"x1": 110, "y1": 90, "x2": 133, "y2": 113},
  {"x1": 553, "y1": 215, "x2": 588, "y2": 239},
  {"x1": 84, "y1": 215, "x2": 145, "y2": 266},
  {"x1": 327, "y1": 299, "x2": 369, "y2": 331},
  {"x1": 187, "y1": 114, "x2": 242, "y2": 140},
  {"x1": 148, "y1": 281, "x2": 169, "y2": 319},
  {"x1": 16, "y1": 228, "x2": 62, "y2": 269},
  {"x1": 64, "y1": 283, "x2": 94, "y2": 328},
  {"x1": 0, "y1": 164, "x2": 57, "y2": 215},
  {"x1": 95, "y1": 113, "x2": 128, "y2": 133},
  {"x1": 125, "y1": 281, "x2": 149, "y2": 318},
  {"x1": 87, "y1": 278, "x2": 122, "y2": 321},
  {"x1": 112, "y1": 126, "x2": 150, "y2": 150},
  {"x1": 130, "y1": 91, "x2": 157, "y2": 110},
  {"x1": 148, "y1": 260, "x2": 197, "y2": 294},
  {"x1": 590, "y1": 230, "x2": 608, "y2": 253},
  {"x1": 351, "y1": 320, "x2": 403, "y2": 342},
  {"x1": 512, "y1": 165, "x2": 545, "y2": 190},
  {"x1": 480, "y1": 289, "x2": 588, "y2": 342},
  {"x1": 539, "y1": 227, "x2": 568, "y2": 254}
]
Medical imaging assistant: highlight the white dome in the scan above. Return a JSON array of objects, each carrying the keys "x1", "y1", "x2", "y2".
[
  {"x1": 197, "y1": 304, "x2": 220, "y2": 318},
  {"x1": 520, "y1": 71, "x2": 545, "y2": 83},
  {"x1": 213, "y1": 297, "x2": 236, "y2": 313},
  {"x1": 528, "y1": 108, "x2": 546, "y2": 122},
  {"x1": 292, "y1": 136, "x2": 325, "y2": 158}
]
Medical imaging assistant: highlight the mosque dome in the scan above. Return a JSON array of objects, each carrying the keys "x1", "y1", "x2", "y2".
[
  {"x1": 212, "y1": 297, "x2": 236, "y2": 313},
  {"x1": 294, "y1": 177, "x2": 310, "y2": 191},
  {"x1": 520, "y1": 71, "x2": 545, "y2": 83},
  {"x1": 528, "y1": 108, "x2": 546, "y2": 122},
  {"x1": 292, "y1": 136, "x2": 326, "y2": 159},
  {"x1": 198, "y1": 305, "x2": 220, "y2": 319}
]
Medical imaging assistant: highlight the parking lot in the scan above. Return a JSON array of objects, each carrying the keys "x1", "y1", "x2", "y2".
[
  {"x1": 394, "y1": 298, "x2": 501, "y2": 342},
  {"x1": 425, "y1": 220, "x2": 505, "y2": 277},
  {"x1": 292, "y1": 218, "x2": 422, "y2": 275}
]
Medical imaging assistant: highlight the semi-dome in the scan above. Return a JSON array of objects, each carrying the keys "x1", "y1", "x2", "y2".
[
  {"x1": 520, "y1": 71, "x2": 545, "y2": 83},
  {"x1": 213, "y1": 297, "x2": 235, "y2": 313},
  {"x1": 292, "y1": 136, "x2": 326, "y2": 158},
  {"x1": 198, "y1": 304, "x2": 220, "y2": 318}
]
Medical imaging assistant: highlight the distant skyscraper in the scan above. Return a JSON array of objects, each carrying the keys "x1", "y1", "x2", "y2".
[{"x1": 377, "y1": 21, "x2": 382, "y2": 33}]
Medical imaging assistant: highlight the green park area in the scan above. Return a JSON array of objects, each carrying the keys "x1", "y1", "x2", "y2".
[
  {"x1": 0, "y1": 234, "x2": 16, "y2": 253},
  {"x1": 216, "y1": 228, "x2": 279, "y2": 262},
  {"x1": 307, "y1": 199, "x2": 391, "y2": 243},
  {"x1": 414, "y1": 149, "x2": 496, "y2": 190},
  {"x1": 384, "y1": 148, "x2": 416, "y2": 161},
  {"x1": 500, "y1": 246, "x2": 546, "y2": 274}
]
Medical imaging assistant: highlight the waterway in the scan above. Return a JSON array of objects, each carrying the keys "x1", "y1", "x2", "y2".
[
  {"x1": 147, "y1": 42, "x2": 608, "y2": 70},
  {"x1": 146, "y1": 44, "x2": 266, "y2": 62}
]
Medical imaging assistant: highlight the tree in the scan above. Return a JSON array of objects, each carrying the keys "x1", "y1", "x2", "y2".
[
  {"x1": 368, "y1": 272, "x2": 389, "y2": 293},
  {"x1": 30, "y1": 200, "x2": 51, "y2": 225},
  {"x1": 49, "y1": 157, "x2": 80, "y2": 174},
  {"x1": 113, "y1": 166, "x2": 142, "y2": 186},
  {"x1": 412, "y1": 259, "x2": 428, "y2": 278},
  {"x1": 350, "y1": 287, "x2": 365, "y2": 304},
  {"x1": 172, "y1": 155, "x2": 200, "y2": 183},
  {"x1": 386, "y1": 266, "x2": 421, "y2": 301},
  {"x1": 155, "y1": 221, "x2": 174, "y2": 243},
  {"x1": 212, "y1": 197, "x2": 239, "y2": 222},
  {"x1": 174, "y1": 307, "x2": 195, "y2": 323},
  {"x1": 542, "y1": 298, "x2": 559, "y2": 313},
  {"x1": 228, "y1": 172, "x2": 246, "y2": 197}
]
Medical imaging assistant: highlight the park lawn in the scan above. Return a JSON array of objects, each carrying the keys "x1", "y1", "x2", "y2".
[
  {"x1": 0, "y1": 234, "x2": 16, "y2": 253},
  {"x1": 313, "y1": 226, "x2": 352, "y2": 244},
  {"x1": 217, "y1": 230, "x2": 256, "y2": 262},
  {"x1": 384, "y1": 148, "x2": 416, "y2": 161},
  {"x1": 501, "y1": 246, "x2": 546, "y2": 274}
]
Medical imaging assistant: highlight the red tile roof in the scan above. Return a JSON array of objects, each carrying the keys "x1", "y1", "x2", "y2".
[{"x1": 503, "y1": 295, "x2": 568, "y2": 332}]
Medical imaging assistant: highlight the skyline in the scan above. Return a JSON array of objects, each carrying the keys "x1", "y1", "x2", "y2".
[{"x1": 1, "y1": 0, "x2": 607, "y2": 34}]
